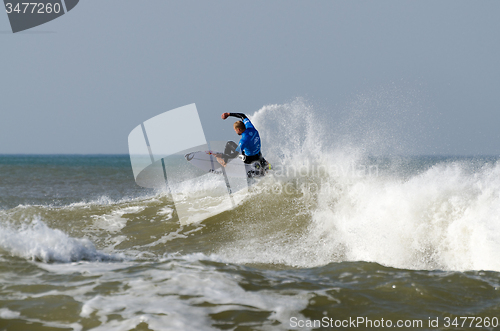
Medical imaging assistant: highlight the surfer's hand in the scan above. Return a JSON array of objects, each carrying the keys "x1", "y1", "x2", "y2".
[{"x1": 221, "y1": 113, "x2": 230, "y2": 120}]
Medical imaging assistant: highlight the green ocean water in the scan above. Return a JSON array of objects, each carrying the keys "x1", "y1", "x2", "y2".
[{"x1": 1, "y1": 154, "x2": 500, "y2": 330}]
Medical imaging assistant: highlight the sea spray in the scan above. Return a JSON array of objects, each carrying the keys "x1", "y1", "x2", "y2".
[{"x1": 216, "y1": 100, "x2": 500, "y2": 272}]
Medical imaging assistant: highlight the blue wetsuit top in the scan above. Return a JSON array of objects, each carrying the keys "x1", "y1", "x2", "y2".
[{"x1": 229, "y1": 113, "x2": 261, "y2": 156}]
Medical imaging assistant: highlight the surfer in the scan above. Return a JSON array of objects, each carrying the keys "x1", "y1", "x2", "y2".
[{"x1": 219, "y1": 112, "x2": 269, "y2": 173}]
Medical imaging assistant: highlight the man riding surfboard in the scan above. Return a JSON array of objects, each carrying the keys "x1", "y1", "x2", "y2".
[{"x1": 218, "y1": 112, "x2": 269, "y2": 175}]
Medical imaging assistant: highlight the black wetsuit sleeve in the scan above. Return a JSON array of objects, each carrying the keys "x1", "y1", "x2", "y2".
[{"x1": 228, "y1": 113, "x2": 248, "y2": 120}]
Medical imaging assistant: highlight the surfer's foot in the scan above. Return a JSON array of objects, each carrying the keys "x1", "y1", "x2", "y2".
[{"x1": 216, "y1": 155, "x2": 227, "y2": 167}]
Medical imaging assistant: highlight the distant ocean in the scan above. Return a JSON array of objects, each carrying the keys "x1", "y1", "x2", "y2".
[{"x1": 2, "y1": 103, "x2": 500, "y2": 330}]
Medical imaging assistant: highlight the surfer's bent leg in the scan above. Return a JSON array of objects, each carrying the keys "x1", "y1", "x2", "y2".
[{"x1": 224, "y1": 141, "x2": 239, "y2": 162}]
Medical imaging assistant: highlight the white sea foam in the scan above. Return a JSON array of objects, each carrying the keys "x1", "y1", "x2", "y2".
[
  {"x1": 0, "y1": 308, "x2": 21, "y2": 319},
  {"x1": 81, "y1": 257, "x2": 309, "y2": 331},
  {"x1": 308, "y1": 161, "x2": 500, "y2": 271},
  {"x1": 157, "y1": 206, "x2": 174, "y2": 220},
  {"x1": 27, "y1": 254, "x2": 310, "y2": 331},
  {"x1": 91, "y1": 206, "x2": 146, "y2": 233},
  {"x1": 0, "y1": 218, "x2": 123, "y2": 263}
]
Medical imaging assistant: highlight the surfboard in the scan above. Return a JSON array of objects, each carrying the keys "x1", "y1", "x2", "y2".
[{"x1": 184, "y1": 151, "x2": 270, "y2": 178}]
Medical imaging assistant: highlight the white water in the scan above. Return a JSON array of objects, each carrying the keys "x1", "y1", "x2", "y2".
[
  {"x1": 218, "y1": 98, "x2": 500, "y2": 272},
  {"x1": 0, "y1": 217, "x2": 123, "y2": 263}
]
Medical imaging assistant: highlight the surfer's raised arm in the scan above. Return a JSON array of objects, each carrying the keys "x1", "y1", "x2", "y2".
[{"x1": 221, "y1": 113, "x2": 248, "y2": 120}]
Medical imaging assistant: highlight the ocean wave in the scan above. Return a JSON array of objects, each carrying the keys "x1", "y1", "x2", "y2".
[
  {"x1": 0, "y1": 217, "x2": 124, "y2": 263},
  {"x1": 212, "y1": 100, "x2": 500, "y2": 272}
]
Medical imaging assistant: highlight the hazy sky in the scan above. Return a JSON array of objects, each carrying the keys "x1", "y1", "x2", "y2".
[{"x1": 1, "y1": 1, "x2": 499, "y2": 155}]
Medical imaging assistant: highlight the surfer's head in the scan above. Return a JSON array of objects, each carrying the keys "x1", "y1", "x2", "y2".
[{"x1": 234, "y1": 121, "x2": 245, "y2": 135}]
